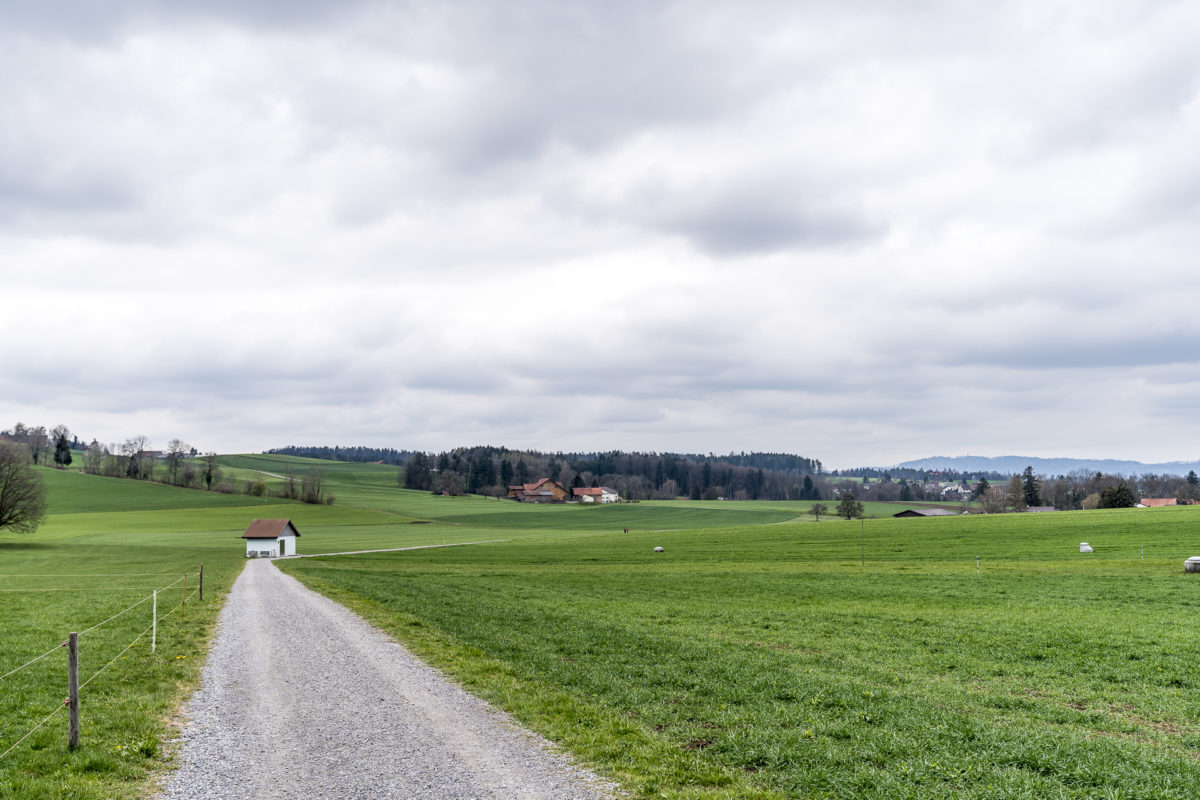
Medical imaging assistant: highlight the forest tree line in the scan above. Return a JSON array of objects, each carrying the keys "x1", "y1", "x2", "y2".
[
  {"x1": 0, "y1": 423, "x2": 333, "y2": 505},
  {"x1": 397, "y1": 446, "x2": 827, "y2": 500}
]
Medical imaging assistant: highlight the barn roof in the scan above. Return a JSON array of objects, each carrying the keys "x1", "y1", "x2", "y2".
[
  {"x1": 893, "y1": 508, "x2": 956, "y2": 517},
  {"x1": 242, "y1": 519, "x2": 301, "y2": 539}
]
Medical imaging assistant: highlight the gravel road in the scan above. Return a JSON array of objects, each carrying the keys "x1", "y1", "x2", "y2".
[{"x1": 154, "y1": 560, "x2": 616, "y2": 800}]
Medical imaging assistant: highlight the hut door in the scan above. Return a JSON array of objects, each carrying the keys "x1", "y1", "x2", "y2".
[{"x1": 278, "y1": 538, "x2": 285, "y2": 556}]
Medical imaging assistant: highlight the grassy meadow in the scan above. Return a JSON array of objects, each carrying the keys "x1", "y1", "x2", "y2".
[
  {"x1": 0, "y1": 463, "x2": 522, "y2": 798},
  {"x1": 6, "y1": 455, "x2": 1200, "y2": 799},
  {"x1": 279, "y1": 505, "x2": 1200, "y2": 799}
]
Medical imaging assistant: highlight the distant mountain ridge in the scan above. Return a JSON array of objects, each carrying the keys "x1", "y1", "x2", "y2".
[{"x1": 894, "y1": 455, "x2": 1200, "y2": 477}]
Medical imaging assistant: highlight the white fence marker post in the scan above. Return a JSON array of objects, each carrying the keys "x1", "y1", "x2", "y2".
[{"x1": 152, "y1": 590, "x2": 157, "y2": 653}]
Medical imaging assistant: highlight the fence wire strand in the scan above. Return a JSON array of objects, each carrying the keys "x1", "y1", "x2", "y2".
[
  {"x1": 0, "y1": 572, "x2": 189, "y2": 578},
  {"x1": 0, "y1": 703, "x2": 66, "y2": 763},
  {"x1": 1, "y1": 573, "x2": 192, "y2": 683},
  {"x1": 0, "y1": 642, "x2": 65, "y2": 683},
  {"x1": 0, "y1": 573, "x2": 204, "y2": 763},
  {"x1": 77, "y1": 594, "x2": 154, "y2": 636},
  {"x1": 80, "y1": 585, "x2": 200, "y2": 692}
]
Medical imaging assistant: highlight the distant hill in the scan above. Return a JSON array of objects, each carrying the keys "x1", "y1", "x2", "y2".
[{"x1": 894, "y1": 455, "x2": 1200, "y2": 477}]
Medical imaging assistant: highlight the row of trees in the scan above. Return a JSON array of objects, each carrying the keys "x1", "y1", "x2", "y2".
[
  {"x1": 79, "y1": 438, "x2": 333, "y2": 505},
  {"x1": 396, "y1": 446, "x2": 828, "y2": 500},
  {"x1": 1, "y1": 423, "x2": 76, "y2": 468},
  {"x1": 1, "y1": 422, "x2": 334, "y2": 506},
  {"x1": 268, "y1": 445, "x2": 417, "y2": 466},
  {"x1": 968, "y1": 467, "x2": 1197, "y2": 512}
]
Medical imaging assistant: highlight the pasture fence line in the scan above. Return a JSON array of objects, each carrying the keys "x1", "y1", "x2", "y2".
[
  {"x1": 0, "y1": 568, "x2": 206, "y2": 762},
  {"x1": 0, "y1": 572, "x2": 195, "y2": 578}
]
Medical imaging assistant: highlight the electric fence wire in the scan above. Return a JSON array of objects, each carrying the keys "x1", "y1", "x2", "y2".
[
  {"x1": 0, "y1": 584, "x2": 203, "y2": 763},
  {"x1": 0, "y1": 703, "x2": 66, "y2": 763},
  {"x1": 0, "y1": 573, "x2": 190, "y2": 681}
]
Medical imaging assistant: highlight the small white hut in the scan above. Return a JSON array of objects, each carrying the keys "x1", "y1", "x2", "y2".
[{"x1": 242, "y1": 518, "x2": 301, "y2": 558}]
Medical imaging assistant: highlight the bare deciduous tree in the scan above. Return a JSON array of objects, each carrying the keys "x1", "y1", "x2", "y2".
[
  {"x1": 166, "y1": 438, "x2": 190, "y2": 485},
  {"x1": 0, "y1": 442, "x2": 47, "y2": 533}
]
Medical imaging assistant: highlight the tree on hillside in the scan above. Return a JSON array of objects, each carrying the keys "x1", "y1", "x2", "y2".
[
  {"x1": 165, "y1": 439, "x2": 190, "y2": 485},
  {"x1": 121, "y1": 435, "x2": 150, "y2": 479},
  {"x1": 52, "y1": 425, "x2": 72, "y2": 468},
  {"x1": 301, "y1": 468, "x2": 332, "y2": 504},
  {"x1": 808, "y1": 503, "x2": 829, "y2": 521},
  {"x1": 837, "y1": 492, "x2": 864, "y2": 520},
  {"x1": 403, "y1": 452, "x2": 432, "y2": 490},
  {"x1": 27, "y1": 426, "x2": 49, "y2": 465},
  {"x1": 499, "y1": 458, "x2": 513, "y2": 487},
  {"x1": 1006, "y1": 476, "x2": 1027, "y2": 511},
  {"x1": 973, "y1": 477, "x2": 990, "y2": 500},
  {"x1": 1022, "y1": 466, "x2": 1041, "y2": 507},
  {"x1": 84, "y1": 441, "x2": 107, "y2": 474},
  {"x1": 981, "y1": 486, "x2": 1008, "y2": 513},
  {"x1": 0, "y1": 442, "x2": 47, "y2": 534},
  {"x1": 1099, "y1": 483, "x2": 1136, "y2": 508},
  {"x1": 202, "y1": 453, "x2": 221, "y2": 490},
  {"x1": 433, "y1": 470, "x2": 464, "y2": 496}
]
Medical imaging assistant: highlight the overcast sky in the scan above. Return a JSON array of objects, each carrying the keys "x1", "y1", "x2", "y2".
[{"x1": 3, "y1": 1, "x2": 1199, "y2": 468}]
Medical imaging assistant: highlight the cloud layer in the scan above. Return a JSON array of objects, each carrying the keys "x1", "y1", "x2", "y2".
[{"x1": 3, "y1": 0, "x2": 1200, "y2": 466}]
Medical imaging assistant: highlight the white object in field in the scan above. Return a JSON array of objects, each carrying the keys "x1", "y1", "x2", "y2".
[
  {"x1": 653, "y1": 546, "x2": 664, "y2": 553},
  {"x1": 1079, "y1": 542, "x2": 1093, "y2": 553},
  {"x1": 243, "y1": 519, "x2": 301, "y2": 557},
  {"x1": 1185, "y1": 556, "x2": 1200, "y2": 573}
]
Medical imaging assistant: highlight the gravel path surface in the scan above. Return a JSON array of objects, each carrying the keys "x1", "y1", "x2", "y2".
[{"x1": 155, "y1": 560, "x2": 617, "y2": 800}]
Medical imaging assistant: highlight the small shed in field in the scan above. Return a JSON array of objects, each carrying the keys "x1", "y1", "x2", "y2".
[
  {"x1": 893, "y1": 508, "x2": 956, "y2": 518},
  {"x1": 242, "y1": 519, "x2": 300, "y2": 558}
]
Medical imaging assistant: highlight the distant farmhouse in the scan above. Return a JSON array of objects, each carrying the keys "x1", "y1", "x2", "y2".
[
  {"x1": 507, "y1": 478, "x2": 571, "y2": 503},
  {"x1": 507, "y1": 479, "x2": 621, "y2": 504},
  {"x1": 572, "y1": 486, "x2": 620, "y2": 504},
  {"x1": 1138, "y1": 498, "x2": 1180, "y2": 507}
]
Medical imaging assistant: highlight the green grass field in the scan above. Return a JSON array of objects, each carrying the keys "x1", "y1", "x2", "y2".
[
  {"x1": 8, "y1": 457, "x2": 1200, "y2": 798},
  {"x1": 279, "y1": 505, "x2": 1200, "y2": 799},
  {"x1": 0, "y1": 463, "x2": 526, "y2": 798}
]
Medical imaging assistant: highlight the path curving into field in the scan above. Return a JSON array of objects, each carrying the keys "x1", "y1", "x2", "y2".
[{"x1": 154, "y1": 560, "x2": 615, "y2": 800}]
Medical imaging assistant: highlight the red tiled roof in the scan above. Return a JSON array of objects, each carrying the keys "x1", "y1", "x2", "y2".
[
  {"x1": 242, "y1": 519, "x2": 301, "y2": 539},
  {"x1": 573, "y1": 487, "x2": 602, "y2": 496},
  {"x1": 1140, "y1": 498, "x2": 1177, "y2": 507}
]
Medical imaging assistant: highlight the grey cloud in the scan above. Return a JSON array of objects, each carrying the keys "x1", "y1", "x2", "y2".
[
  {"x1": 656, "y1": 190, "x2": 882, "y2": 255},
  {"x1": 0, "y1": 0, "x2": 369, "y2": 40}
]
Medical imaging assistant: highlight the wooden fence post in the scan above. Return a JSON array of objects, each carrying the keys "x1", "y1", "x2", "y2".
[
  {"x1": 67, "y1": 632, "x2": 79, "y2": 750},
  {"x1": 199, "y1": 564, "x2": 204, "y2": 602},
  {"x1": 182, "y1": 574, "x2": 186, "y2": 622}
]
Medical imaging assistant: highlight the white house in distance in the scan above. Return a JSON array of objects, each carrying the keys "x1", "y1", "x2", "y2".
[
  {"x1": 242, "y1": 518, "x2": 301, "y2": 558},
  {"x1": 572, "y1": 486, "x2": 620, "y2": 504}
]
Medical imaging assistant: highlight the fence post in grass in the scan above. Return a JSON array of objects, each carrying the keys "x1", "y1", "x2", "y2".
[
  {"x1": 152, "y1": 590, "x2": 157, "y2": 653},
  {"x1": 1141, "y1": 546, "x2": 1144, "y2": 560},
  {"x1": 860, "y1": 518, "x2": 865, "y2": 568},
  {"x1": 976, "y1": 555, "x2": 980, "y2": 575},
  {"x1": 67, "y1": 632, "x2": 79, "y2": 750},
  {"x1": 199, "y1": 564, "x2": 204, "y2": 602},
  {"x1": 182, "y1": 574, "x2": 186, "y2": 622}
]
